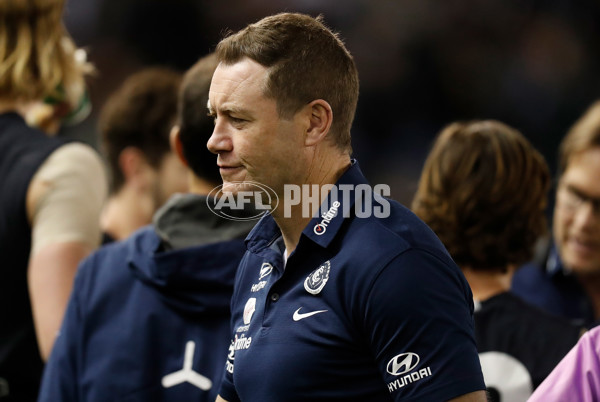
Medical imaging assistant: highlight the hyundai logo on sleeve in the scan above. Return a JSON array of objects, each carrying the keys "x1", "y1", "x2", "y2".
[
  {"x1": 386, "y1": 352, "x2": 420, "y2": 376},
  {"x1": 385, "y1": 352, "x2": 433, "y2": 393}
]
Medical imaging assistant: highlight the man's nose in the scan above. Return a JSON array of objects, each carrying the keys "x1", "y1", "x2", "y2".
[
  {"x1": 572, "y1": 201, "x2": 600, "y2": 232},
  {"x1": 207, "y1": 122, "x2": 232, "y2": 155}
]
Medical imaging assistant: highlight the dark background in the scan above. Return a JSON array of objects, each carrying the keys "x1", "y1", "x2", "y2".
[{"x1": 62, "y1": 0, "x2": 600, "y2": 206}]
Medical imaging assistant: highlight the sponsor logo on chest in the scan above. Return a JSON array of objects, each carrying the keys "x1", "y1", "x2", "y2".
[
  {"x1": 233, "y1": 334, "x2": 252, "y2": 351},
  {"x1": 259, "y1": 262, "x2": 273, "y2": 279},
  {"x1": 251, "y1": 281, "x2": 267, "y2": 292},
  {"x1": 243, "y1": 298, "x2": 256, "y2": 325},
  {"x1": 250, "y1": 262, "x2": 273, "y2": 292}
]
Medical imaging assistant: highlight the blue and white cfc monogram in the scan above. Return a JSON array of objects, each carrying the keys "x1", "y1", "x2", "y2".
[{"x1": 218, "y1": 162, "x2": 486, "y2": 401}]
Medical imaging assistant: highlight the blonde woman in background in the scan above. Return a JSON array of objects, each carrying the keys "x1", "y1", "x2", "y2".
[{"x1": 0, "y1": 1, "x2": 107, "y2": 400}]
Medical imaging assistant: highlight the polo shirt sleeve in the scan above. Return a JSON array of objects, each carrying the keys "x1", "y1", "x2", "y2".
[
  {"x1": 529, "y1": 327, "x2": 600, "y2": 402},
  {"x1": 37, "y1": 257, "x2": 90, "y2": 402},
  {"x1": 362, "y1": 248, "x2": 485, "y2": 401},
  {"x1": 217, "y1": 338, "x2": 240, "y2": 402}
]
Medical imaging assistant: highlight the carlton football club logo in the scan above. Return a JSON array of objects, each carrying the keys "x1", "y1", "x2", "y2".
[{"x1": 304, "y1": 261, "x2": 331, "y2": 295}]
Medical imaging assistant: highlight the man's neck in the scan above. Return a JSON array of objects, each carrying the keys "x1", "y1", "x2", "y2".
[
  {"x1": 273, "y1": 154, "x2": 351, "y2": 257},
  {"x1": 461, "y1": 266, "x2": 514, "y2": 302},
  {"x1": 0, "y1": 101, "x2": 29, "y2": 118},
  {"x1": 100, "y1": 186, "x2": 156, "y2": 241},
  {"x1": 189, "y1": 175, "x2": 216, "y2": 195}
]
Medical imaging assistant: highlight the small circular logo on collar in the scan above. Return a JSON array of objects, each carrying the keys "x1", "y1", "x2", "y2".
[
  {"x1": 304, "y1": 261, "x2": 331, "y2": 295},
  {"x1": 313, "y1": 224, "x2": 327, "y2": 235}
]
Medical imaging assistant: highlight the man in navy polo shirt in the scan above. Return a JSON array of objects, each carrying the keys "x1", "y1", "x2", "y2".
[{"x1": 208, "y1": 13, "x2": 486, "y2": 402}]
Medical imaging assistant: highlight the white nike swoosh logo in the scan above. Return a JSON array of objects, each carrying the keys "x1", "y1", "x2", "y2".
[{"x1": 293, "y1": 308, "x2": 328, "y2": 321}]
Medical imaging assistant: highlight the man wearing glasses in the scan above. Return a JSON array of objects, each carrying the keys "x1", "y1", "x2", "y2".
[{"x1": 513, "y1": 100, "x2": 600, "y2": 327}]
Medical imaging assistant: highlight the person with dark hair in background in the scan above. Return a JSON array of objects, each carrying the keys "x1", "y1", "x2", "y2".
[
  {"x1": 513, "y1": 101, "x2": 600, "y2": 327},
  {"x1": 412, "y1": 120, "x2": 583, "y2": 402},
  {"x1": 38, "y1": 54, "x2": 256, "y2": 402},
  {"x1": 98, "y1": 68, "x2": 188, "y2": 243},
  {"x1": 0, "y1": 0, "x2": 107, "y2": 400},
  {"x1": 208, "y1": 12, "x2": 486, "y2": 402}
]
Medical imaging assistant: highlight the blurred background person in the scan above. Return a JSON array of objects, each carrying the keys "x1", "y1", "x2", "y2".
[
  {"x1": 0, "y1": 0, "x2": 107, "y2": 400},
  {"x1": 412, "y1": 120, "x2": 583, "y2": 402},
  {"x1": 513, "y1": 101, "x2": 600, "y2": 327},
  {"x1": 98, "y1": 67, "x2": 188, "y2": 243},
  {"x1": 39, "y1": 53, "x2": 257, "y2": 402},
  {"x1": 60, "y1": 0, "x2": 600, "y2": 206}
]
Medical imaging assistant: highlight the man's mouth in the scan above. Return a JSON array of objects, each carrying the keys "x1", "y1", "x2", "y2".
[
  {"x1": 218, "y1": 164, "x2": 243, "y2": 172},
  {"x1": 567, "y1": 236, "x2": 599, "y2": 255}
]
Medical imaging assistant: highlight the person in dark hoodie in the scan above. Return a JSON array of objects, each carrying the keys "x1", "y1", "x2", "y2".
[{"x1": 37, "y1": 53, "x2": 257, "y2": 402}]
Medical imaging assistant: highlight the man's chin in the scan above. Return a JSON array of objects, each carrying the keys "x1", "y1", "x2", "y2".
[
  {"x1": 564, "y1": 254, "x2": 600, "y2": 276},
  {"x1": 222, "y1": 181, "x2": 253, "y2": 194}
]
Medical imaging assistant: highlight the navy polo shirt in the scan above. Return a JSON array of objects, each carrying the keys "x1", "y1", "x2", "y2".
[{"x1": 219, "y1": 162, "x2": 485, "y2": 401}]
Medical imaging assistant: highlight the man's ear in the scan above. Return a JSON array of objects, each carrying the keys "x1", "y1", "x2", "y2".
[
  {"x1": 170, "y1": 125, "x2": 189, "y2": 167},
  {"x1": 304, "y1": 99, "x2": 333, "y2": 147}
]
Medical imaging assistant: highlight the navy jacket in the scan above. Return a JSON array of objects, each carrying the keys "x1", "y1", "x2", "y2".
[{"x1": 38, "y1": 194, "x2": 254, "y2": 401}]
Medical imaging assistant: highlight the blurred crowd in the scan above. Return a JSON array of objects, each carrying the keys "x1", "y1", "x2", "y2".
[{"x1": 61, "y1": 0, "x2": 600, "y2": 204}]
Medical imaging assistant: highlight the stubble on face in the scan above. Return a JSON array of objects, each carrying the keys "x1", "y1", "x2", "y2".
[{"x1": 208, "y1": 59, "x2": 308, "y2": 198}]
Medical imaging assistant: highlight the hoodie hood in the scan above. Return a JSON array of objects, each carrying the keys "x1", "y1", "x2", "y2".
[{"x1": 126, "y1": 194, "x2": 257, "y2": 317}]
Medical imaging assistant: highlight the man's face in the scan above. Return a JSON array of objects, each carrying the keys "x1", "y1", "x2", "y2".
[
  {"x1": 554, "y1": 147, "x2": 600, "y2": 275},
  {"x1": 207, "y1": 58, "x2": 308, "y2": 195}
]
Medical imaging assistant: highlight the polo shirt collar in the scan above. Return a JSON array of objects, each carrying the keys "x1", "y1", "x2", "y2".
[
  {"x1": 301, "y1": 159, "x2": 366, "y2": 248},
  {"x1": 244, "y1": 213, "x2": 281, "y2": 258},
  {"x1": 245, "y1": 159, "x2": 369, "y2": 253},
  {"x1": 546, "y1": 245, "x2": 569, "y2": 277}
]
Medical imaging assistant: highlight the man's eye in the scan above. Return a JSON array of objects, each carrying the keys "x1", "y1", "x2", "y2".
[
  {"x1": 567, "y1": 188, "x2": 586, "y2": 203},
  {"x1": 231, "y1": 117, "x2": 246, "y2": 124}
]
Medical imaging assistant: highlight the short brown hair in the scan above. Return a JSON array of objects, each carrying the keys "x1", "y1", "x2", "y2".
[
  {"x1": 216, "y1": 12, "x2": 358, "y2": 153},
  {"x1": 99, "y1": 68, "x2": 182, "y2": 193},
  {"x1": 0, "y1": 0, "x2": 90, "y2": 106},
  {"x1": 412, "y1": 120, "x2": 550, "y2": 271},
  {"x1": 559, "y1": 100, "x2": 600, "y2": 177},
  {"x1": 178, "y1": 53, "x2": 221, "y2": 186}
]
